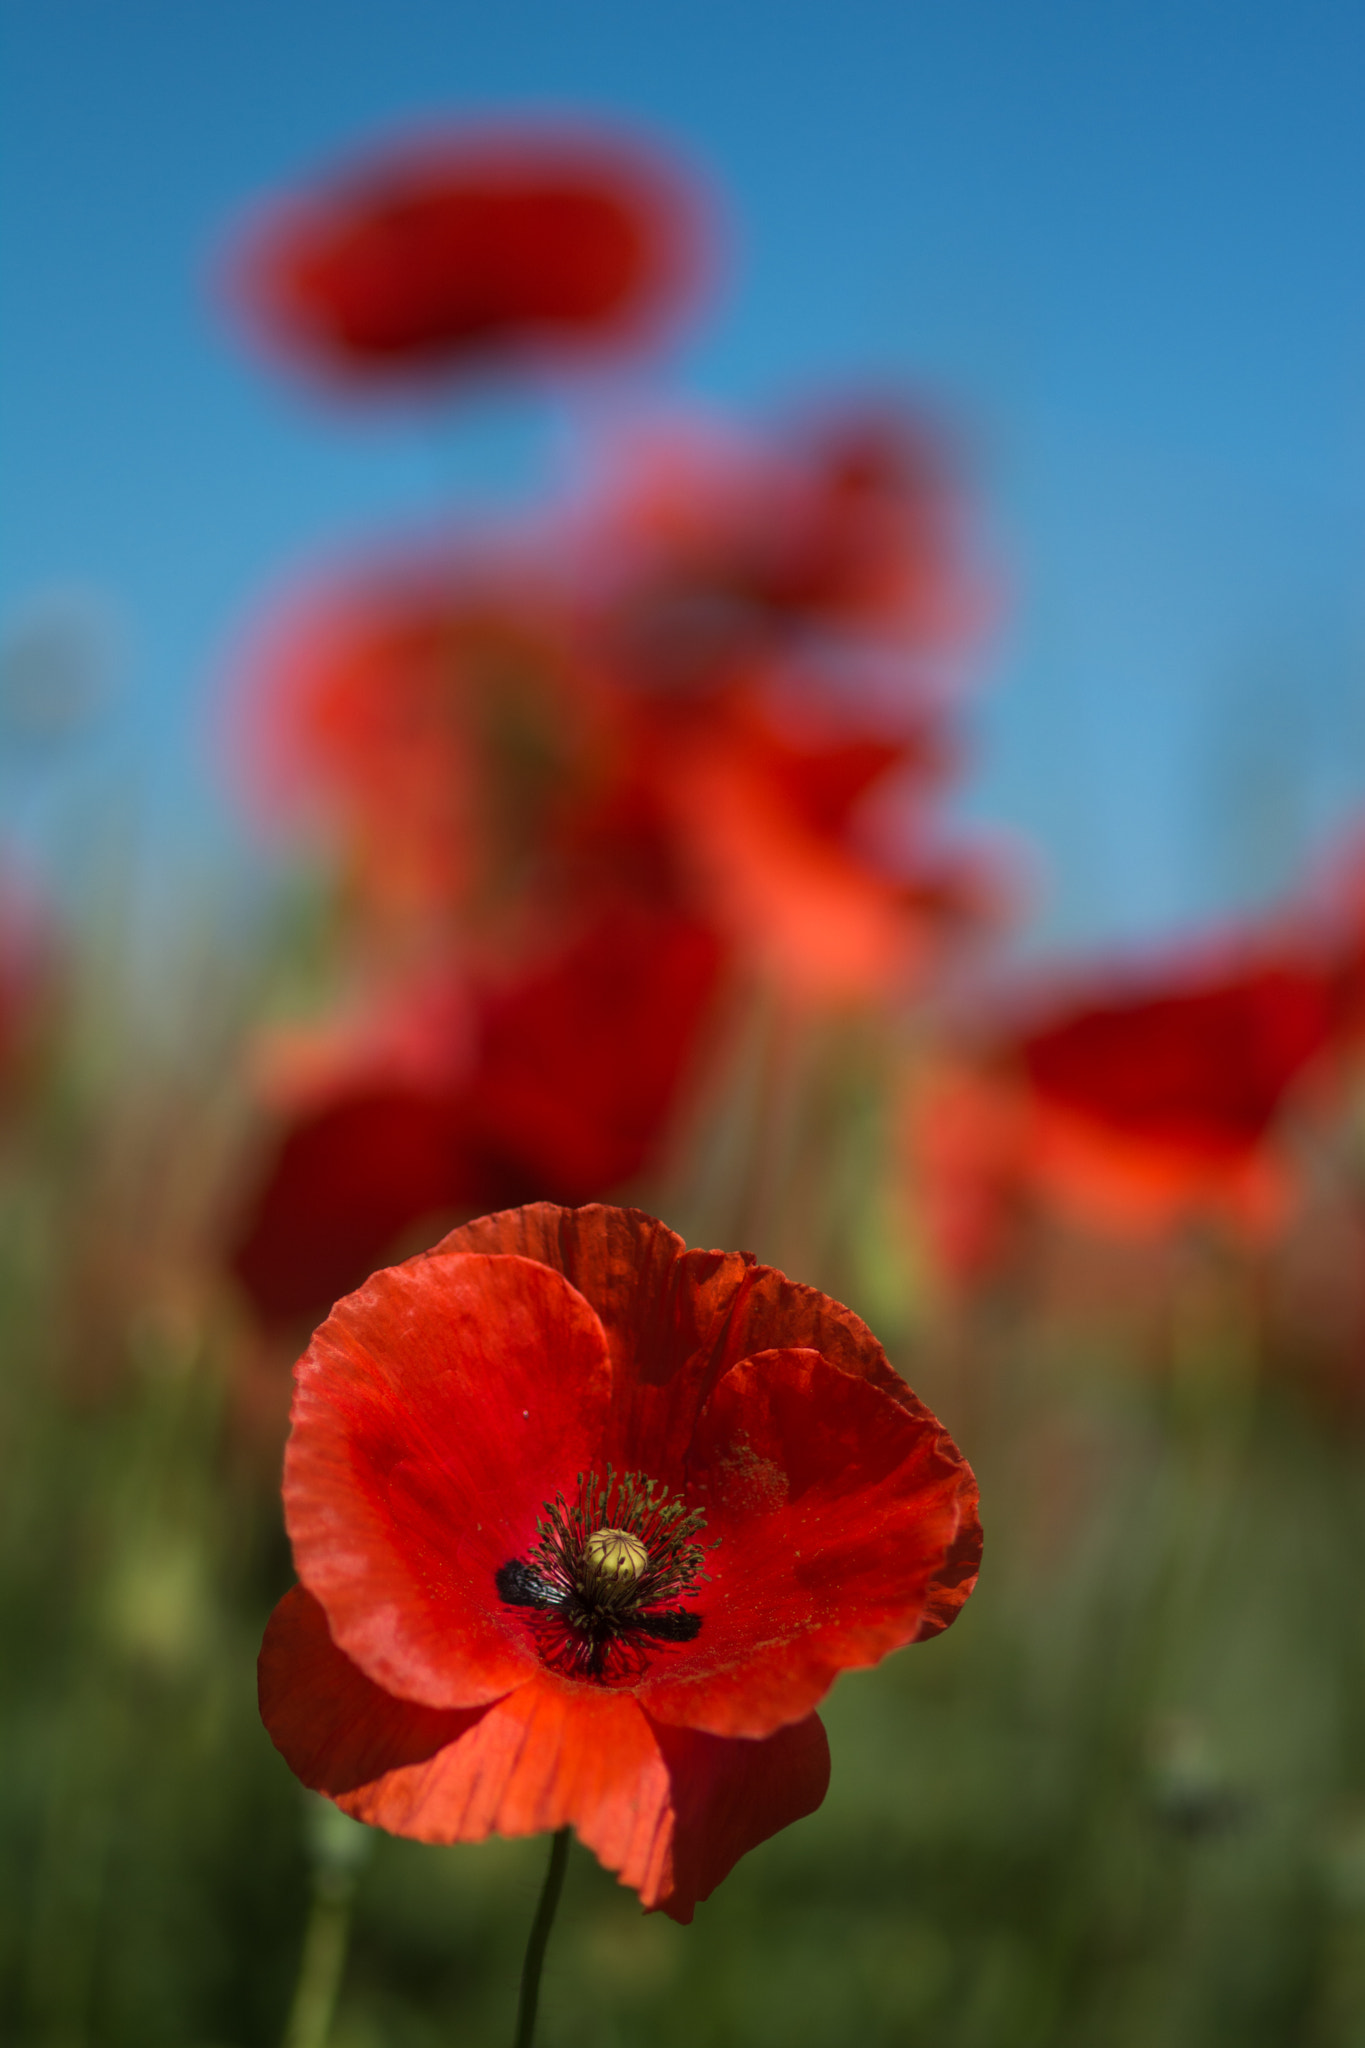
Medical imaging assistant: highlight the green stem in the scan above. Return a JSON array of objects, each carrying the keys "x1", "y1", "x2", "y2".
[
  {"x1": 514, "y1": 1827, "x2": 571, "y2": 2048},
  {"x1": 281, "y1": 1879, "x2": 354, "y2": 2048}
]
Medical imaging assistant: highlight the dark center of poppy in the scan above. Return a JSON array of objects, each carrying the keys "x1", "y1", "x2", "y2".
[{"x1": 496, "y1": 1467, "x2": 709, "y2": 1683}]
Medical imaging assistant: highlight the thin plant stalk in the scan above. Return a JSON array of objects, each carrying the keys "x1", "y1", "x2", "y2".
[
  {"x1": 514, "y1": 1827, "x2": 571, "y2": 2048},
  {"x1": 282, "y1": 1800, "x2": 372, "y2": 2048},
  {"x1": 281, "y1": 1878, "x2": 355, "y2": 2048}
]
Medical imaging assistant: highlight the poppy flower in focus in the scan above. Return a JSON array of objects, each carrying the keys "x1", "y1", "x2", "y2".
[
  {"x1": 229, "y1": 128, "x2": 706, "y2": 389},
  {"x1": 259, "y1": 1203, "x2": 981, "y2": 1918}
]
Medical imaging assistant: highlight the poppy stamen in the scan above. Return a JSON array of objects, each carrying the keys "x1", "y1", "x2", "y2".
[{"x1": 496, "y1": 1467, "x2": 708, "y2": 1682}]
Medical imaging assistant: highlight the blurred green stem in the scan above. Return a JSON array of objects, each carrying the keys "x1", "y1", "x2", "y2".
[
  {"x1": 281, "y1": 1872, "x2": 356, "y2": 2048},
  {"x1": 514, "y1": 1827, "x2": 571, "y2": 2048}
]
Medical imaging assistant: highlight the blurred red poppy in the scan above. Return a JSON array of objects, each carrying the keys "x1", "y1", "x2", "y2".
[
  {"x1": 229, "y1": 129, "x2": 705, "y2": 388},
  {"x1": 230, "y1": 901, "x2": 725, "y2": 1327},
  {"x1": 1021, "y1": 957, "x2": 1334, "y2": 1151},
  {"x1": 232, "y1": 564, "x2": 617, "y2": 943},
  {"x1": 591, "y1": 411, "x2": 974, "y2": 701},
  {"x1": 1014, "y1": 952, "x2": 1345, "y2": 1235},
  {"x1": 640, "y1": 683, "x2": 1003, "y2": 1003},
  {"x1": 904, "y1": 1054, "x2": 1035, "y2": 1291},
  {"x1": 561, "y1": 411, "x2": 1002, "y2": 999},
  {"x1": 0, "y1": 872, "x2": 56, "y2": 1107},
  {"x1": 259, "y1": 1203, "x2": 980, "y2": 1918},
  {"x1": 230, "y1": 1085, "x2": 477, "y2": 1329},
  {"x1": 909, "y1": 942, "x2": 1358, "y2": 1273},
  {"x1": 226, "y1": 388, "x2": 998, "y2": 1003}
]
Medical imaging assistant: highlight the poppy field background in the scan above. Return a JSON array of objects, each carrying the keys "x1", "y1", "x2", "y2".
[{"x1": 4, "y1": 4, "x2": 1365, "y2": 2045}]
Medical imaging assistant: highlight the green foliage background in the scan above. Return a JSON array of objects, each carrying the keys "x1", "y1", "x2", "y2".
[{"x1": 3, "y1": 933, "x2": 1365, "y2": 2048}]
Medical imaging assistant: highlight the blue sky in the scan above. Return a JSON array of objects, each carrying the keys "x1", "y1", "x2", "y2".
[{"x1": 3, "y1": 0, "x2": 1362, "y2": 946}]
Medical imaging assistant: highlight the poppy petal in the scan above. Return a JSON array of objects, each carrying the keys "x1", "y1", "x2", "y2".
[
  {"x1": 285, "y1": 1251, "x2": 612, "y2": 1707},
  {"x1": 467, "y1": 903, "x2": 724, "y2": 1199},
  {"x1": 231, "y1": 132, "x2": 703, "y2": 388},
  {"x1": 260, "y1": 1583, "x2": 486, "y2": 1791},
  {"x1": 435, "y1": 1202, "x2": 922, "y2": 1473},
  {"x1": 434, "y1": 1204, "x2": 756, "y2": 1473},
  {"x1": 259, "y1": 1584, "x2": 828, "y2": 1922},
  {"x1": 691, "y1": 1253, "x2": 927, "y2": 1413},
  {"x1": 637, "y1": 1346, "x2": 980, "y2": 1737},
  {"x1": 644, "y1": 1709, "x2": 830, "y2": 1922},
  {"x1": 230, "y1": 1086, "x2": 485, "y2": 1326}
]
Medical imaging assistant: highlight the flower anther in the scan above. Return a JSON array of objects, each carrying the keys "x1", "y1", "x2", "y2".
[{"x1": 497, "y1": 1468, "x2": 708, "y2": 1681}]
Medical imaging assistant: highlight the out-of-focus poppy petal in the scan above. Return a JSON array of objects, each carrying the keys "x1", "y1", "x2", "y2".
[
  {"x1": 259, "y1": 1583, "x2": 828, "y2": 1922},
  {"x1": 230, "y1": 1087, "x2": 483, "y2": 1325},
  {"x1": 987, "y1": 952, "x2": 1348, "y2": 1240},
  {"x1": 660, "y1": 720, "x2": 967, "y2": 1003},
  {"x1": 634, "y1": 1347, "x2": 979, "y2": 1737},
  {"x1": 1029, "y1": 1102, "x2": 1292, "y2": 1239},
  {"x1": 1019, "y1": 961, "x2": 1336, "y2": 1156},
  {"x1": 227, "y1": 903, "x2": 726, "y2": 1337},
  {"x1": 230, "y1": 572, "x2": 615, "y2": 931},
  {"x1": 285, "y1": 1252, "x2": 612, "y2": 1707},
  {"x1": 469, "y1": 903, "x2": 724, "y2": 1196},
  {"x1": 760, "y1": 734, "x2": 921, "y2": 838},
  {"x1": 592, "y1": 409, "x2": 967, "y2": 652},
  {"x1": 230, "y1": 131, "x2": 705, "y2": 389}
]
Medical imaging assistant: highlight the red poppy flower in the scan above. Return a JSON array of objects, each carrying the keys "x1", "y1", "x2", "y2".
[
  {"x1": 592, "y1": 412, "x2": 971, "y2": 698},
  {"x1": 1014, "y1": 952, "x2": 1344, "y2": 1235},
  {"x1": 903, "y1": 1054, "x2": 1035, "y2": 1290},
  {"x1": 229, "y1": 129, "x2": 704, "y2": 388},
  {"x1": 231, "y1": 1085, "x2": 479, "y2": 1328},
  {"x1": 906, "y1": 942, "x2": 1357, "y2": 1270},
  {"x1": 259, "y1": 1204, "x2": 980, "y2": 1919},
  {"x1": 231, "y1": 564, "x2": 619, "y2": 942},
  {"x1": 467, "y1": 897, "x2": 724, "y2": 1194},
  {"x1": 641, "y1": 685, "x2": 1001, "y2": 1003},
  {"x1": 231, "y1": 902, "x2": 726, "y2": 1327}
]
